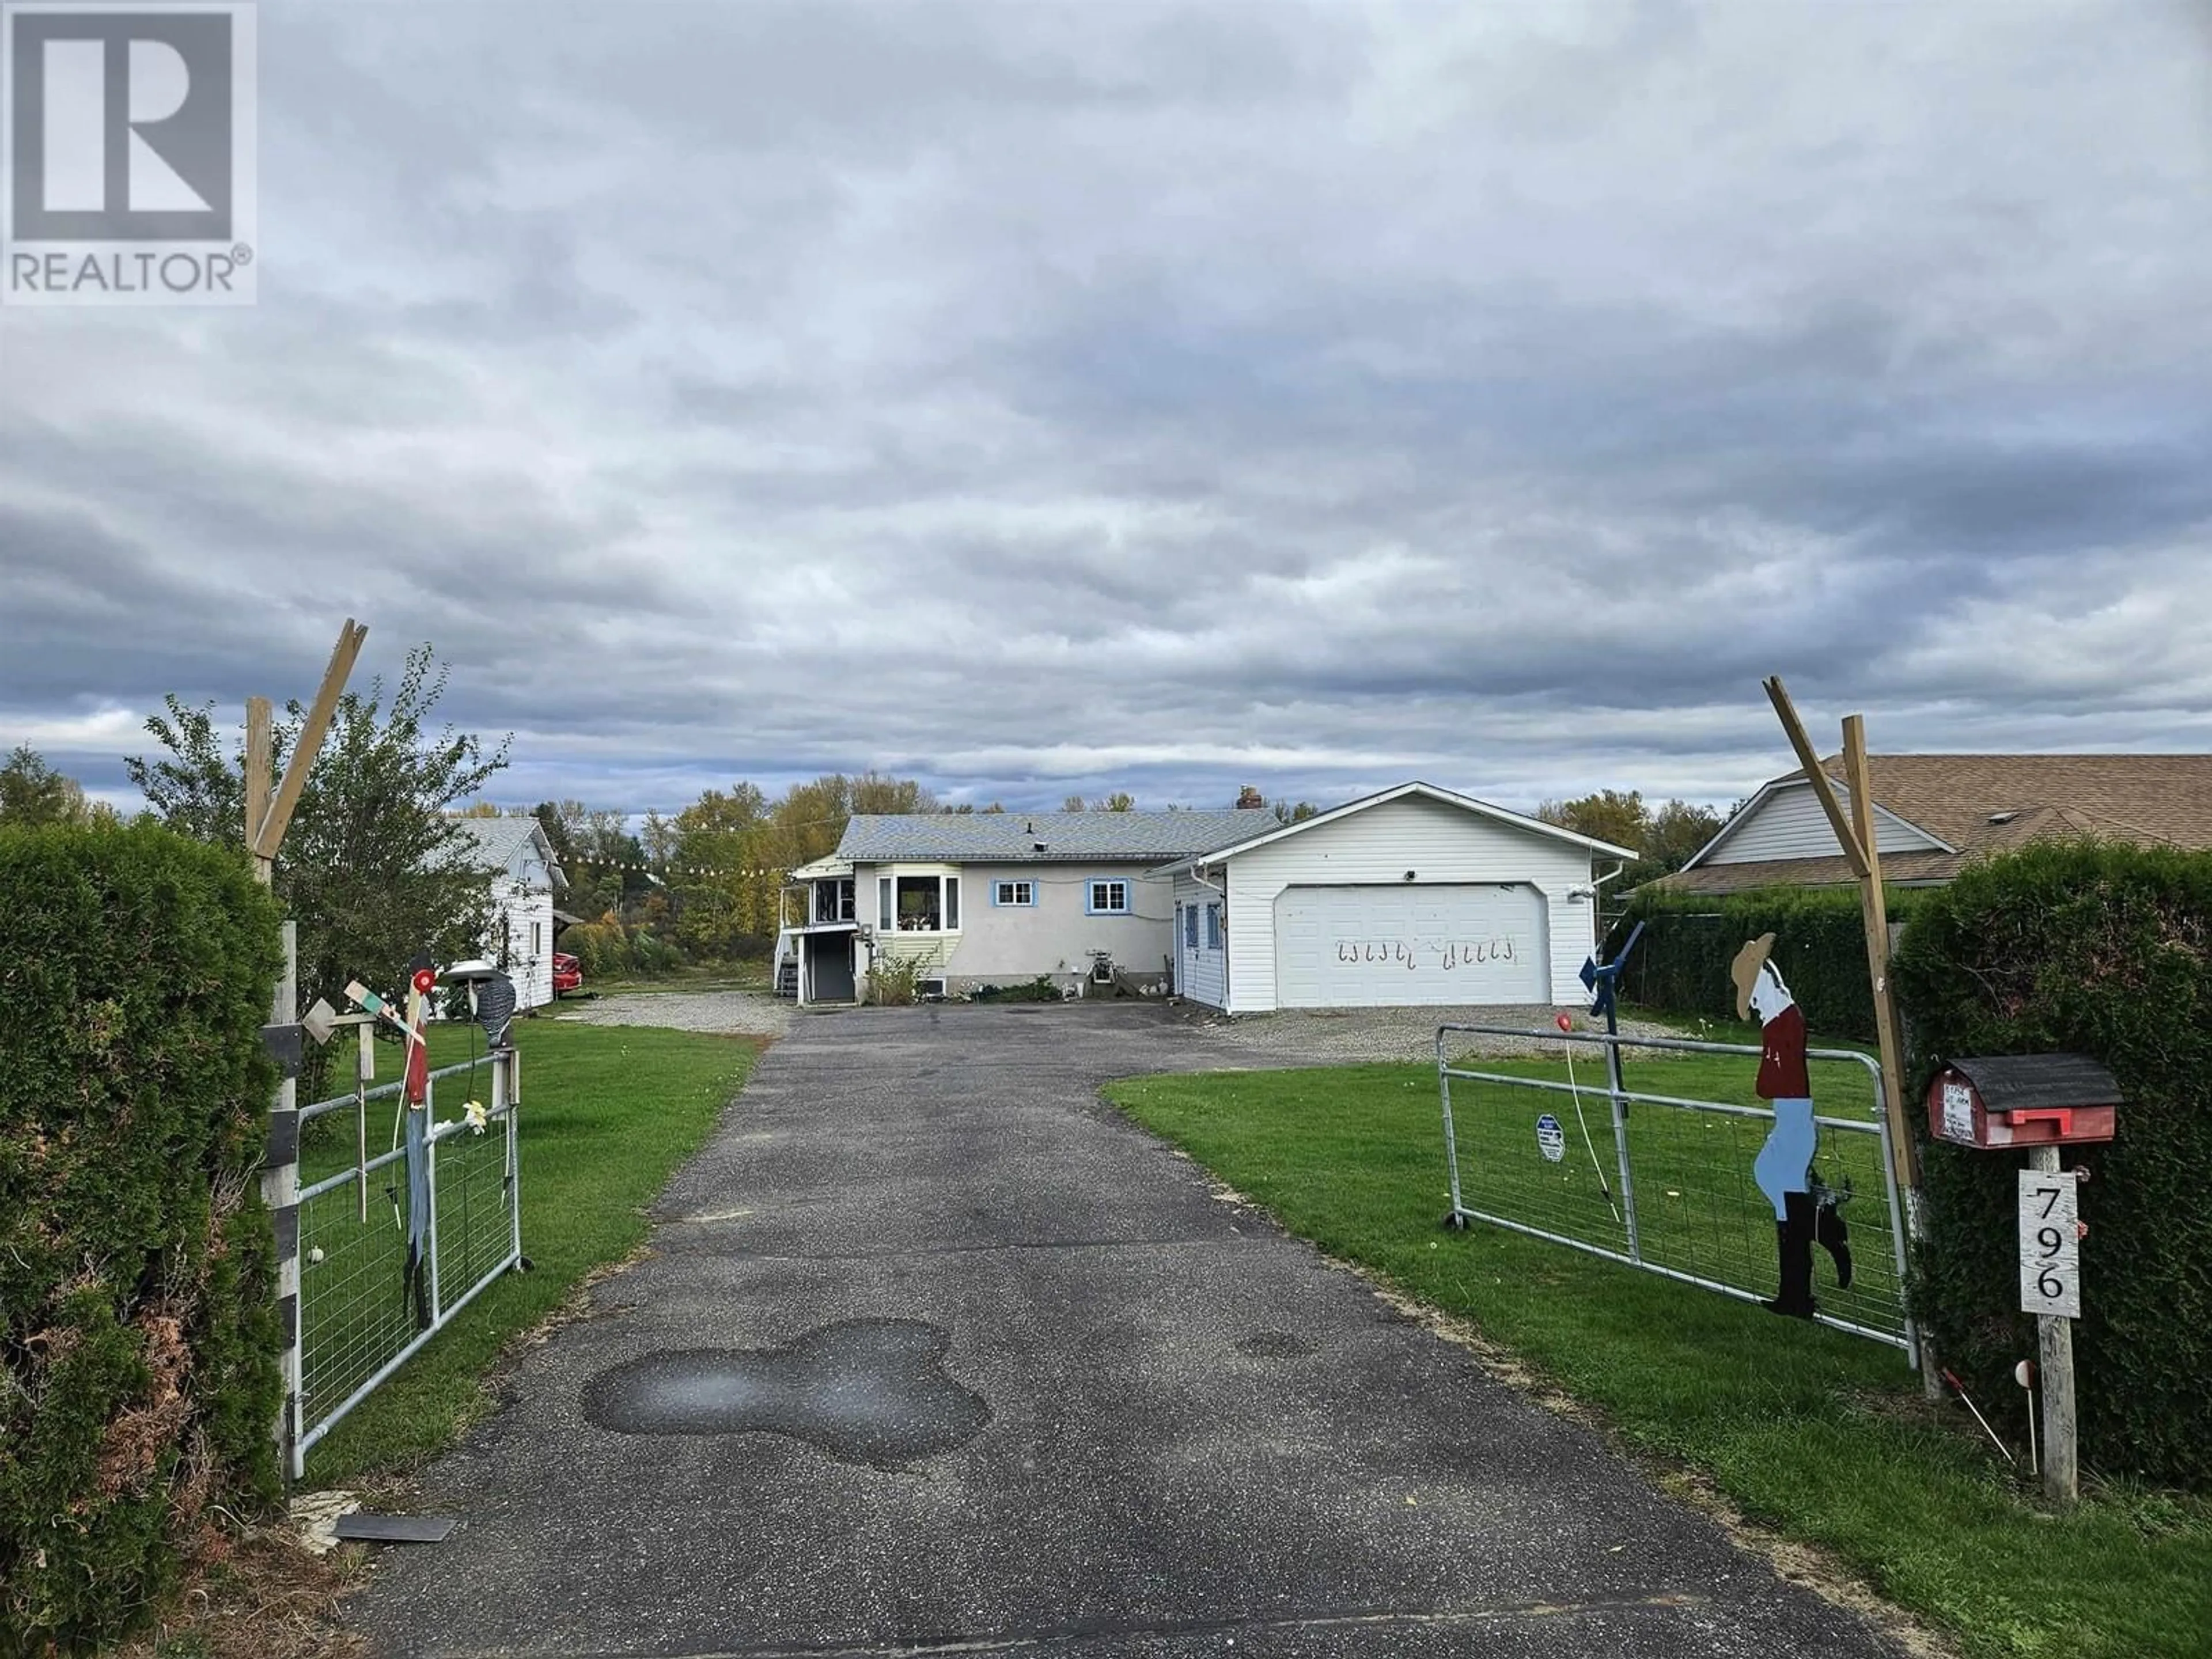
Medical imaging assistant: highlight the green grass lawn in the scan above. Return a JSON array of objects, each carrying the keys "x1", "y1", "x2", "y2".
[
  {"x1": 1106, "y1": 1060, "x2": 2212, "y2": 1659},
  {"x1": 294, "y1": 1019, "x2": 756, "y2": 1484}
]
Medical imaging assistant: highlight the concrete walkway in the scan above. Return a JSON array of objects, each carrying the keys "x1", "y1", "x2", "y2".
[{"x1": 349, "y1": 1004, "x2": 1907, "y2": 1657}]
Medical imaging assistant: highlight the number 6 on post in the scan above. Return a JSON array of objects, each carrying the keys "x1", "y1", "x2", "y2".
[{"x1": 2017, "y1": 1171, "x2": 2081, "y2": 1319}]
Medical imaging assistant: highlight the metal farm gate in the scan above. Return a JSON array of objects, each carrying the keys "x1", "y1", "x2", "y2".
[
  {"x1": 1435, "y1": 1025, "x2": 1919, "y2": 1363},
  {"x1": 281, "y1": 1051, "x2": 523, "y2": 1478}
]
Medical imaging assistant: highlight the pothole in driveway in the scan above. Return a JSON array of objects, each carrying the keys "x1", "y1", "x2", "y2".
[{"x1": 581, "y1": 1319, "x2": 990, "y2": 1466}]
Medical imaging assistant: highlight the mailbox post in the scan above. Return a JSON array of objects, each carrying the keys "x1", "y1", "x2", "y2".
[{"x1": 1927, "y1": 1053, "x2": 2120, "y2": 1505}]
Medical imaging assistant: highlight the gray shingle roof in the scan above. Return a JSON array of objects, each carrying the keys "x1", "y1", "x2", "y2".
[
  {"x1": 837, "y1": 809, "x2": 1272, "y2": 863},
  {"x1": 446, "y1": 816, "x2": 550, "y2": 874}
]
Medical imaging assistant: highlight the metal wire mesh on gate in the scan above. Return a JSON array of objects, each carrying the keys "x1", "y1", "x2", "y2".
[
  {"x1": 1435, "y1": 1026, "x2": 1916, "y2": 1360},
  {"x1": 293, "y1": 1055, "x2": 521, "y2": 1475}
]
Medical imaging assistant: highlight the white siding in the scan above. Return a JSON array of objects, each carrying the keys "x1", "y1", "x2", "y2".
[
  {"x1": 1217, "y1": 796, "x2": 1597, "y2": 1013},
  {"x1": 1172, "y1": 872, "x2": 1228, "y2": 1008},
  {"x1": 487, "y1": 847, "x2": 556, "y2": 1009},
  {"x1": 1706, "y1": 782, "x2": 1944, "y2": 866},
  {"x1": 853, "y1": 861, "x2": 1176, "y2": 989}
]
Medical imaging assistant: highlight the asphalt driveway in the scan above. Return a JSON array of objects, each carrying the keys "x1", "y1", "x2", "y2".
[{"x1": 347, "y1": 1003, "x2": 1908, "y2": 1657}]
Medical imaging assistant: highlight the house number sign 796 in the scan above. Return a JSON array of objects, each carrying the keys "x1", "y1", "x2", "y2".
[{"x1": 2017, "y1": 1171, "x2": 2081, "y2": 1319}]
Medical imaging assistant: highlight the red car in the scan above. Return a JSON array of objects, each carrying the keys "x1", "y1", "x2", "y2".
[{"x1": 552, "y1": 951, "x2": 582, "y2": 997}]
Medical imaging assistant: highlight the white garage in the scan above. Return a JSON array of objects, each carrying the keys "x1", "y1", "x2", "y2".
[{"x1": 1159, "y1": 782, "x2": 1634, "y2": 1015}]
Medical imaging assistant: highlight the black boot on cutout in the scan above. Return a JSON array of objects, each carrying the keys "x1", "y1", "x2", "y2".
[
  {"x1": 1815, "y1": 1196, "x2": 1853, "y2": 1289},
  {"x1": 1763, "y1": 1192, "x2": 1818, "y2": 1319}
]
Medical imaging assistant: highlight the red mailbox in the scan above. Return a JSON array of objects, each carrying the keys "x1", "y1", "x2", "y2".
[{"x1": 1927, "y1": 1054, "x2": 2119, "y2": 1150}]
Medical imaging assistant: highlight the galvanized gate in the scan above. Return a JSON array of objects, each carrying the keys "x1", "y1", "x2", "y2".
[
  {"x1": 282, "y1": 1050, "x2": 522, "y2": 1478},
  {"x1": 1435, "y1": 1025, "x2": 1918, "y2": 1363}
]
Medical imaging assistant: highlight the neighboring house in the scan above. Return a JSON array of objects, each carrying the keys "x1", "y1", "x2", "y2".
[
  {"x1": 779, "y1": 783, "x2": 1634, "y2": 1012},
  {"x1": 448, "y1": 817, "x2": 565, "y2": 1009},
  {"x1": 1653, "y1": 753, "x2": 2212, "y2": 898}
]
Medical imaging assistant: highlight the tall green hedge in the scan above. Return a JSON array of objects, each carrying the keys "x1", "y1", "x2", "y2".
[
  {"x1": 1615, "y1": 885, "x2": 1927, "y2": 1040},
  {"x1": 0, "y1": 822, "x2": 284, "y2": 1651},
  {"x1": 1894, "y1": 840, "x2": 2212, "y2": 1489}
]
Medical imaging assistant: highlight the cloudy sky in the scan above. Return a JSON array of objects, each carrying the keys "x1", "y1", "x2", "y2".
[{"x1": 3, "y1": 0, "x2": 2208, "y2": 817}]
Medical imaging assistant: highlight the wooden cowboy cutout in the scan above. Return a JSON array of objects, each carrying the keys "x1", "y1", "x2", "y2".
[{"x1": 1732, "y1": 934, "x2": 1850, "y2": 1318}]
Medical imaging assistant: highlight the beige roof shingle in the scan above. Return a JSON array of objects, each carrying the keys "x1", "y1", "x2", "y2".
[{"x1": 1653, "y1": 754, "x2": 2212, "y2": 897}]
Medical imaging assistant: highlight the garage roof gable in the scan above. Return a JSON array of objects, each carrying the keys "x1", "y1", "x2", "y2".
[{"x1": 1150, "y1": 781, "x2": 1637, "y2": 874}]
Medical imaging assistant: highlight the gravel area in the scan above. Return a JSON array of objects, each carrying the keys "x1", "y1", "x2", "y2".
[
  {"x1": 551, "y1": 988, "x2": 792, "y2": 1038},
  {"x1": 550, "y1": 986, "x2": 1672, "y2": 1063},
  {"x1": 1173, "y1": 1002, "x2": 1676, "y2": 1064}
]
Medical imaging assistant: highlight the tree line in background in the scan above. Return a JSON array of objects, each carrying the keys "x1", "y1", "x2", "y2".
[
  {"x1": 1, "y1": 653, "x2": 1729, "y2": 995},
  {"x1": 522, "y1": 781, "x2": 1330, "y2": 975},
  {"x1": 1535, "y1": 787, "x2": 1725, "y2": 891}
]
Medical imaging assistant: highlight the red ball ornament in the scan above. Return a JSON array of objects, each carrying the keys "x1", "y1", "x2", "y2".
[
  {"x1": 411, "y1": 968, "x2": 436, "y2": 996},
  {"x1": 1554, "y1": 1012, "x2": 1574, "y2": 1033}
]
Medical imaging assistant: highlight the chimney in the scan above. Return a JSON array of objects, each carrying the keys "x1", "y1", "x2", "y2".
[{"x1": 1235, "y1": 785, "x2": 1264, "y2": 810}]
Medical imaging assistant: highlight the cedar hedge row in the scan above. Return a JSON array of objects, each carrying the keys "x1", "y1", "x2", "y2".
[
  {"x1": 1894, "y1": 839, "x2": 2212, "y2": 1490},
  {"x1": 1613, "y1": 884, "x2": 1929, "y2": 1040},
  {"x1": 0, "y1": 822, "x2": 283, "y2": 1652}
]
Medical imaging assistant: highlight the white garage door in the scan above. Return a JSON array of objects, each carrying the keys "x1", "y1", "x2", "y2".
[{"x1": 1273, "y1": 884, "x2": 1548, "y2": 1008}]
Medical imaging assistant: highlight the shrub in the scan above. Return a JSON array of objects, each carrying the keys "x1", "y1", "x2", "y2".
[
  {"x1": 1616, "y1": 885, "x2": 1928, "y2": 1039},
  {"x1": 0, "y1": 821, "x2": 285, "y2": 1649},
  {"x1": 563, "y1": 918, "x2": 685, "y2": 980},
  {"x1": 866, "y1": 951, "x2": 926, "y2": 1007},
  {"x1": 1894, "y1": 840, "x2": 2212, "y2": 1488},
  {"x1": 969, "y1": 976, "x2": 1061, "y2": 1003}
]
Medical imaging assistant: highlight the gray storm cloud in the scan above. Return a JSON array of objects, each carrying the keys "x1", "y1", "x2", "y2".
[{"x1": 2, "y1": 0, "x2": 2207, "y2": 813}]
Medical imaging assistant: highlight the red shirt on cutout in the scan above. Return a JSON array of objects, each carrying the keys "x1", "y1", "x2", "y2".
[{"x1": 1755, "y1": 1002, "x2": 1809, "y2": 1100}]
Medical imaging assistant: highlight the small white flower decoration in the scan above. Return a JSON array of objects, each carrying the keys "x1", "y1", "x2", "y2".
[{"x1": 462, "y1": 1100, "x2": 489, "y2": 1135}]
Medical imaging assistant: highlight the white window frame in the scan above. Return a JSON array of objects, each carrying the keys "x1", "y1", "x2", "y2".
[
  {"x1": 993, "y1": 879, "x2": 1036, "y2": 907},
  {"x1": 880, "y1": 869, "x2": 963, "y2": 933},
  {"x1": 1087, "y1": 878, "x2": 1131, "y2": 916}
]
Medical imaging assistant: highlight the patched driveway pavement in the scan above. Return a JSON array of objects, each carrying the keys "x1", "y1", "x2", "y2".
[{"x1": 349, "y1": 1004, "x2": 1907, "y2": 1658}]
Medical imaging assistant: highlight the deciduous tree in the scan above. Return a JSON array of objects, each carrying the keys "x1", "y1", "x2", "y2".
[
  {"x1": 126, "y1": 644, "x2": 510, "y2": 1101},
  {"x1": 0, "y1": 745, "x2": 94, "y2": 825}
]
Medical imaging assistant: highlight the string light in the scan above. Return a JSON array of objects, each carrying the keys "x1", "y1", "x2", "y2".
[{"x1": 559, "y1": 853, "x2": 791, "y2": 879}]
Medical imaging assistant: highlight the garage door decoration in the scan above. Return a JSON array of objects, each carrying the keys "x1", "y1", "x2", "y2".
[{"x1": 1275, "y1": 884, "x2": 1548, "y2": 1007}]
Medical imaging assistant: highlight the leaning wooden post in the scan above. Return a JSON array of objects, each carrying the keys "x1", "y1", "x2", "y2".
[
  {"x1": 1841, "y1": 716, "x2": 1922, "y2": 1195},
  {"x1": 1764, "y1": 677, "x2": 1936, "y2": 1392},
  {"x1": 247, "y1": 619, "x2": 368, "y2": 1480}
]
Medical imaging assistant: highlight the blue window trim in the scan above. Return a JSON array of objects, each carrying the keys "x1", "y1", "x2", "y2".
[
  {"x1": 991, "y1": 878, "x2": 1036, "y2": 907},
  {"x1": 1205, "y1": 903, "x2": 1222, "y2": 950},
  {"x1": 1183, "y1": 905, "x2": 1198, "y2": 948},
  {"x1": 1085, "y1": 877, "x2": 1132, "y2": 916}
]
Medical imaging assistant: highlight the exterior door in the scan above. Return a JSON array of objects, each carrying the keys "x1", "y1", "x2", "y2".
[
  {"x1": 806, "y1": 934, "x2": 855, "y2": 1002},
  {"x1": 1272, "y1": 884, "x2": 1547, "y2": 1007}
]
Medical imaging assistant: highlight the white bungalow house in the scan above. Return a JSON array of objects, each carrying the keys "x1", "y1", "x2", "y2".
[
  {"x1": 776, "y1": 785, "x2": 1633, "y2": 1012},
  {"x1": 449, "y1": 817, "x2": 565, "y2": 1009},
  {"x1": 775, "y1": 809, "x2": 1266, "y2": 1005}
]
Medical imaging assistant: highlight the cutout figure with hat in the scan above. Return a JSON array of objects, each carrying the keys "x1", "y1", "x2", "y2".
[{"x1": 1732, "y1": 934, "x2": 1851, "y2": 1318}]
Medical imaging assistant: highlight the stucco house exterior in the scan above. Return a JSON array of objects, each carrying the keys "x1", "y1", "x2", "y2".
[
  {"x1": 449, "y1": 817, "x2": 565, "y2": 1009},
  {"x1": 778, "y1": 784, "x2": 1634, "y2": 1012},
  {"x1": 1652, "y1": 753, "x2": 2212, "y2": 898},
  {"x1": 779, "y1": 808, "x2": 1267, "y2": 1005}
]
